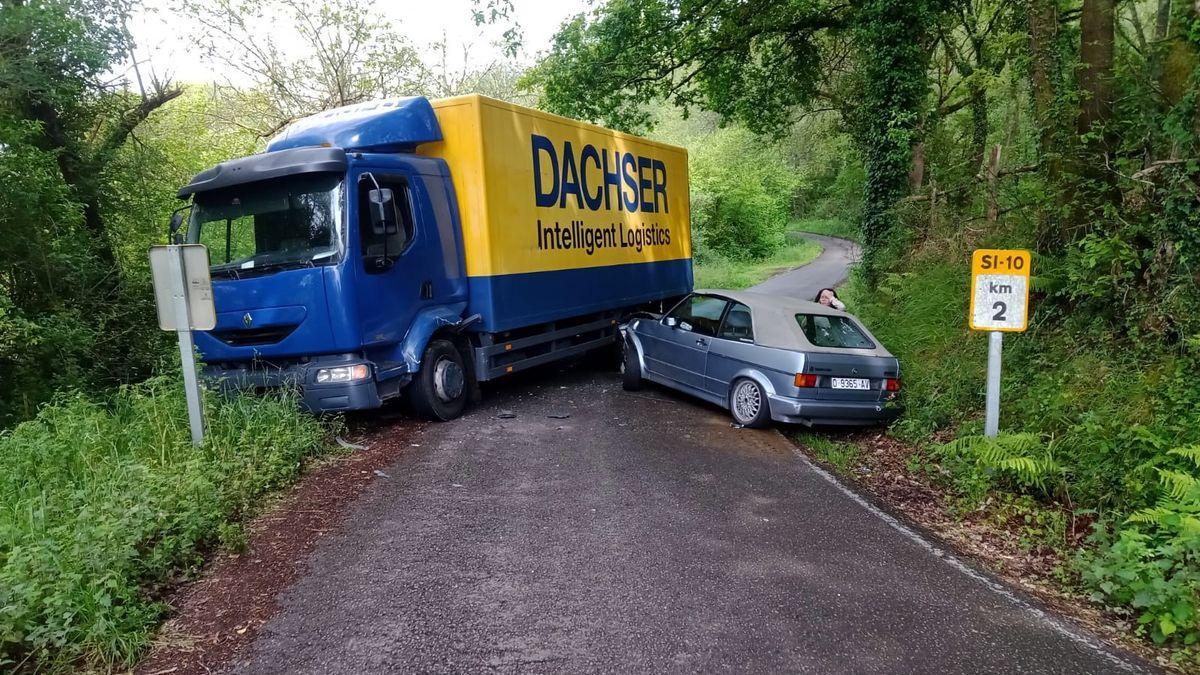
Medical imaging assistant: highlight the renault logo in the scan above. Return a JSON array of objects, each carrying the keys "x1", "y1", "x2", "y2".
[{"x1": 243, "y1": 313, "x2": 253, "y2": 328}]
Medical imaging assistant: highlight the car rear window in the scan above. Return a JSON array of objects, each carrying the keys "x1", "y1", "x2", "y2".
[{"x1": 795, "y1": 314, "x2": 875, "y2": 349}]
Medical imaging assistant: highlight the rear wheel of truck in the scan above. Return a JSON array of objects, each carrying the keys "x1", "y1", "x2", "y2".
[
  {"x1": 621, "y1": 339, "x2": 643, "y2": 391},
  {"x1": 408, "y1": 339, "x2": 468, "y2": 421}
]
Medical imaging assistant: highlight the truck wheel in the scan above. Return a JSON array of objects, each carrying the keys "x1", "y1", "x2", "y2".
[
  {"x1": 408, "y1": 339, "x2": 467, "y2": 421},
  {"x1": 729, "y1": 378, "x2": 771, "y2": 428},
  {"x1": 621, "y1": 339, "x2": 643, "y2": 391}
]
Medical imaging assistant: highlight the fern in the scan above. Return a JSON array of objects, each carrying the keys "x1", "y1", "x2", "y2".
[
  {"x1": 1167, "y1": 445, "x2": 1200, "y2": 468},
  {"x1": 1127, "y1": 446, "x2": 1200, "y2": 536},
  {"x1": 1157, "y1": 469, "x2": 1200, "y2": 502},
  {"x1": 940, "y1": 433, "x2": 1062, "y2": 494}
]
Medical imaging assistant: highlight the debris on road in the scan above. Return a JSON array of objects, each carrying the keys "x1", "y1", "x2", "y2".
[
  {"x1": 497, "y1": 412, "x2": 516, "y2": 419},
  {"x1": 335, "y1": 436, "x2": 369, "y2": 451},
  {"x1": 373, "y1": 470, "x2": 390, "y2": 479},
  {"x1": 548, "y1": 413, "x2": 571, "y2": 419}
]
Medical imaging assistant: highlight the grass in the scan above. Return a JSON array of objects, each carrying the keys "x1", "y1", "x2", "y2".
[
  {"x1": 790, "y1": 217, "x2": 861, "y2": 242},
  {"x1": 0, "y1": 376, "x2": 334, "y2": 672},
  {"x1": 793, "y1": 431, "x2": 862, "y2": 472},
  {"x1": 693, "y1": 238, "x2": 823, "y2": 290}
]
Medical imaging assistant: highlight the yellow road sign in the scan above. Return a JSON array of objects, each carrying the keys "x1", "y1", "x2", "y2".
[{"x1": 969, "y1": 249, "x2": 1031, "y2": 332}]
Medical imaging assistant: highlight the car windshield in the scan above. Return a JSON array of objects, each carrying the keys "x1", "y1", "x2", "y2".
[
  {"x1": 795, "y1": 314, "x2": 875, "y2": 349},
  {"x1": 188, "y1": 173, "x2": 344, "y2": 278}
]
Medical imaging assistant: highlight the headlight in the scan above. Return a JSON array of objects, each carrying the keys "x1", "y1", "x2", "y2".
[{"x1": 315, "y1": 364, "x2": 370, "y2": 383}]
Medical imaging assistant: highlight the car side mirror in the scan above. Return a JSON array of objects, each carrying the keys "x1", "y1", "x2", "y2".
[
  {"x1": 664, "y1": 317, "x2": 678, "y2": 328},
  {"x1": 368, "y1": 187, "x2": 398, "y2": 236}
]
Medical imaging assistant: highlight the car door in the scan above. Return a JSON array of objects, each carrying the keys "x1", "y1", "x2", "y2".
[
  {"x1": 704, "y1": 301, "x2": 754, "y2": 395},
  {"x1": 644, "y1": 294, "x2": 728, "y2": 391}
]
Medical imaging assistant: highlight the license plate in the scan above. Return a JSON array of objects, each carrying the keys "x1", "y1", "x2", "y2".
[{"x1": 831, "y1": 377, "x2": 870, "y2": 390}]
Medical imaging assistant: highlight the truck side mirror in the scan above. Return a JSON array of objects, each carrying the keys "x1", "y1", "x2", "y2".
[
  {"x1": 664, "y1": 316, "x2": 678, "y2": 328},
  {"x1": 368, "y1": 188, "x2": 398, "y2": 236},
  {"x1": 168, "y1": 211, "x2": 186, "y2": 244}
]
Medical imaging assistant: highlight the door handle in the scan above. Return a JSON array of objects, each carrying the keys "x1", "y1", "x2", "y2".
[{"x1": 696, "y1": 338, "x2": 708, "y2": 346}]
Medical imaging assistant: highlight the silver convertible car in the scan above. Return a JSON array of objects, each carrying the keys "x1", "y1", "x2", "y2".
[{"x1": 622, "y1": 290, "x2": 903, "y2": 428}]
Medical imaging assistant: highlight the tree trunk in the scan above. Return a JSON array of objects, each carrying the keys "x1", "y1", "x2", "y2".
[
  {"x1": 909, "y1": 142, "x2": 925, "y2": 191},
  {"x1": 968, "y1": 81, "x2": 989, "y2": 175},
  {"x1": 1027, "y1": 0, "x2": 1059, "y2": 171},
  {"x1": 1078, "y1": 0, "x2": 1115, "y2": 137},
  {"x1": 986, "y1": 144, "x2": 1003, "y2": 223}
]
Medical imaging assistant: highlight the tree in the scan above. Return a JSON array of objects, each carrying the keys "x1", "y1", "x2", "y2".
[
  {"x1": 176, "y1": 0, "x2": 427, "y2": 136},
  {"x1": 0, "y1": 0, "x2": 180, "y2": 271},
  {"x1": 527, "y1": 0, "x2": 946, "y2": 271},
  {"x1": 0, "y1": 0, "x2": 187, "y2": 423}
]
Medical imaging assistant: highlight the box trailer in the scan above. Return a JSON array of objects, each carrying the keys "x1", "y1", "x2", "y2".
[{"x1": 174, "y1": 94, "x2": 692, "y2": 419}]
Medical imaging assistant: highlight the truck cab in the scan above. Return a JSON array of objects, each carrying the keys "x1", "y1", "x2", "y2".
[{"x1": 181, "y1": 100, "x2": 471, "y2": 415}]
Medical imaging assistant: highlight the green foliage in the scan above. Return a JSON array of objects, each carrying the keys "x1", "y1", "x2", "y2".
[
  {"x1": 938, "y1": 433, "x2": 1064, "y2": 501},
  {"x1": 0, "y1": 377, "x2": 332, "y2": 671},
  {"x1": 693, "y1": 240, "x2": 822, "y2": 290},
  {"x1": 791, "y1": 219, "x2": 862, "y2": 242},
  {"x1": 688, "y1": 127, "x2": 801, "y2": 260},
  {"x1": 1082, "y1": 447, "x2": 1200, "y2": 649}
]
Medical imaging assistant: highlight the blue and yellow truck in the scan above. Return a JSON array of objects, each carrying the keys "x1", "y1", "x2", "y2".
[{"x1": 175, "y1": 94, "x2": 692, "y2": 419}]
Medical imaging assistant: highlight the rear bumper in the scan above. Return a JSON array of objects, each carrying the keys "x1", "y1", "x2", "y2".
[
  {"x1": 767, "y1": 394, "x2": 903, "y2": 427},
  {"x1": 204, "y1": 356, "x2": 396, "y2": 412}
]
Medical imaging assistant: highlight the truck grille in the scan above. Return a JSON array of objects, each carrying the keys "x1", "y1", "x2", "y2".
[{"x1": 212, "y1": 325, "x2": 299, "y2": 347}]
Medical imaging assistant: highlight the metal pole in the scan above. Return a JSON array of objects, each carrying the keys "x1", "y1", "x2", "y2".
[
  {"x1": 984, "y1": 330, "x2": 1003, "y2": 437},
  {"x1": 167, "y1": 246, "x2": 205, "y2": 446}
]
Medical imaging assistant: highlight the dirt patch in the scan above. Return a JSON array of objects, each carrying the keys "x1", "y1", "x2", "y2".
[
  {"x1": 136, "y1": 414, "x2": 423, "y2": 675},
  {"x1": 790, "y1": 429, "x2": 1179, "y2": 673}
]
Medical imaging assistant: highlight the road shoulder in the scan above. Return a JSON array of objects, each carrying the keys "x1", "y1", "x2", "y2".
[{"x1": 787, "y1": 428, "x2": 1175, "y2": 672}]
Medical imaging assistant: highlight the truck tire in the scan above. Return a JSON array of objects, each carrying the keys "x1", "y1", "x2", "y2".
[
  {"x1": 408, "y1": 339, "x2": 468, "y2": 421},
  {"x1": 729, "y1": 378, "x2": 771, "y2": 428},
  {"x1": 621, "y1": 339, "x2": 643, "y2": 391}
]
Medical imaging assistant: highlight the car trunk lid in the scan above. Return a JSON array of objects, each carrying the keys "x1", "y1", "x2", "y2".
[{"x1": 801, "y1": 352, "x2": 900, "y2": 401}]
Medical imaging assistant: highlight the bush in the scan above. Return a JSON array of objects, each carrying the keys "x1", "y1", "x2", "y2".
[
  {"x1": 0, "y1": 377, "x2": 331, "y2": 671},
  {"x1": 688, "y1": 126, "x2": 800, "y2": 261},
  {"x1": 1082, "y1": 447, "x2": 1200, "y2": 648}
]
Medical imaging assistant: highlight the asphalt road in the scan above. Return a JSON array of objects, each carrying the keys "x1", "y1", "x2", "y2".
[
  {"x1": 231, "y1": 238, "x2": 1145, "y2": 674},
  {"x1": 752, "y1": 233, "x2": 861, "y2": 299}
]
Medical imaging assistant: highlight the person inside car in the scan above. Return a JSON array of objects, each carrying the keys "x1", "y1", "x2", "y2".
[{"x1": 814, "y1": 287, "x2": 846, "y2": 311}]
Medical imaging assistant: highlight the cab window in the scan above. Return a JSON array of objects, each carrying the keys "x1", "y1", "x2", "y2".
[
  {"x1": 667, "y1": 295, "x2": 728, "y2": 337},
  {"x1": 718, "y1": 302, "x2": 754, "y2": 342},
  {"x1": 358, "y1": 175, "x2": 415, "y2": 273}
]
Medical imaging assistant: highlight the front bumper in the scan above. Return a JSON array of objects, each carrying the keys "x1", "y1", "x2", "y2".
[
  {"x1": 204, "y1": 356, "x2": 392, "y2": 412},
  {"x1": 767, "y1": 394, "x2": 903, "y2": 427}
]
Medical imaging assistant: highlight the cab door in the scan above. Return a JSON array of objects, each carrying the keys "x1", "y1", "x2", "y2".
[{"x1": 350, "y1": 166, "x2": 435, "y2": 356}]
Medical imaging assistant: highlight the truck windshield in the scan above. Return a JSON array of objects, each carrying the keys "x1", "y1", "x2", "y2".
[{"x1": 188, "y1": 173, "x2": 344, "y2": 278}]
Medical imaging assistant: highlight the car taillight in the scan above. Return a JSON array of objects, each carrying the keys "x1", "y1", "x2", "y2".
[
  {"x1": 794, "y1": 373, "x2": 819, "y2": 388},
  {"x1": 885, "y1": 378, "x2": 901, "y2": 392}
]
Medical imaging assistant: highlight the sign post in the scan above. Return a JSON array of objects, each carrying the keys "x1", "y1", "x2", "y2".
[
  {"x1": 150, "y1": 245, "x2": 216, "y2": 446},
  {"x1": 969, "y1": 249, "x2": 1032, "y2": 437}
]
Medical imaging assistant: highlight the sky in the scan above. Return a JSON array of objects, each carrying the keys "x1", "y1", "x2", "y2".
[{"x1": 127, "y1": 0, "x2": 592, "y2": 86}]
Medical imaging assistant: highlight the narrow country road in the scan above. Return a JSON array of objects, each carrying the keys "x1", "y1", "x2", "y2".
[
  {"x1": 752, "y1": 233, "x2": 861, "y2": 298},
  {"x1": 225, "y1": 237, "x2": 1145, "y2": 674}
]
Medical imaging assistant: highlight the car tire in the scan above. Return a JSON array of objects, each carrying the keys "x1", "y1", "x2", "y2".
[
  {"x1": 729, "y1": 377, "x2": 771, "y2": 428},
  {"x1": 621, "y1": 338, "x2": 643, "y2": 391},
  {"x1": 408, "y1": 339, "x2": 468, "y2": 422}
]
